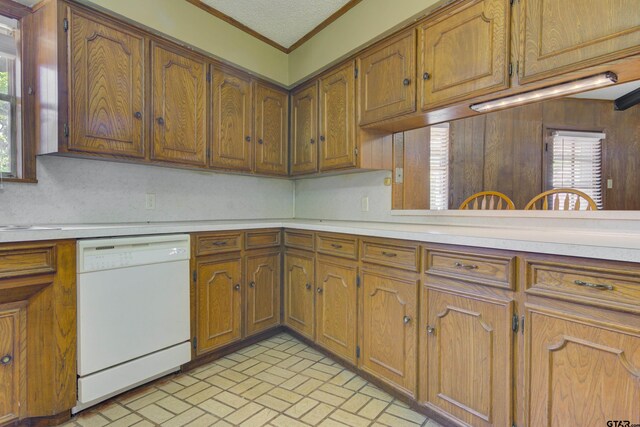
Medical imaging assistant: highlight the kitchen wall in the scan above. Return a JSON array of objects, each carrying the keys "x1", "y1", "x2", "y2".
[{"x1": 1, "y1": 156, "x2": 294, "y2": 224}]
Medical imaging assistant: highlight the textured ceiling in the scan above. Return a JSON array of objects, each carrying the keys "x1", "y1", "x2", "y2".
[
  {"x1": 13, "y1": 0, "x2": 39, "y2": 6},
  {"x1": 201, "y1": 0, "x2": 351, "y2": 48}
]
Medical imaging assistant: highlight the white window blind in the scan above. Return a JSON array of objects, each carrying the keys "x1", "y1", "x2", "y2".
[
  {"x1": 430, "y1": 124, "x2": 450, "y2": 210},
  {"x1": 550, "y1": 130, "x2": 604, "y2": 210}
]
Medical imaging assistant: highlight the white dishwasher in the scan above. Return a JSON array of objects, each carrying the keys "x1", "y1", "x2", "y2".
[{"x1": 75, "y1": 234, "x2": 191, "y2": 413}]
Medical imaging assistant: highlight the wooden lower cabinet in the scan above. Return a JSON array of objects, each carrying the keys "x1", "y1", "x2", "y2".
[
  {"x1": 525, "y1": 305, "x2": 640, "y2": 427},
  {"x1": 421, "y1": 287, "x2": 513, "y2": 427},
  {"x1": 195, "y1": 256, "x2": 243, "y2": 355},
  {"x1": 316, "y1": 255, "x2": 358, "y2": 364},
  {"x1": 0, "y1": 303, "x2": 26, "y2": 425},
  {"x1": 284, "y1": 250, "x2": 315, "y2": 340},
  {"x1": 246, "y1": 251, "x2": 281, "y2": 336},
  {"x1": 360, "y1": 268, "x2": 418, "y2": 397}
]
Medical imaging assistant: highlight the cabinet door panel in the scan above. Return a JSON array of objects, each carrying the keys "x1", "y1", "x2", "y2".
[
  {"x1": 0, "y1": 304, "x2": 25, "y2": 425},
  {"x1": 291, "y1": 84, "x2": 318, "y2": 175},
  {"x1": 358, "y1": 31, "x2": 416, "y2": 125},
  {"x1": 211, "y1": 69, "x2": 253, "y2": 171},
  {"x1": 526, "y1": 307, "x2": 640, "y2": 427},
  {"x1": 246, "y1": 252, "x2": 280, "y2": 336},
  {"x1": 316, "y1": 256, "x2": 357, "y2": 363},
  {"x1": 361, "y1": 270, "x2": 418, "y2": 396},
  {"x1": 255, "y1": 83, "x2": 288, "y2": 175},
  {"x1": 425, "y1": 289, "x2": 512, "y2": 427},
  {"x1": 319, "y1": 63, "x2": 357, "y2": 171},
  {"x1": 419, "y1": 0, "x2": 510, "y2": 110},
  {"x1": 196, "y1": 257, "x2": 242, "y2": 355},
  {"x1": 151, "y1": 44, "x2": 207, "y2": 165},
  {"x1": 521, "y1": 0, "x2": 640, "y2": 83},
  {"x1": 284, "y1": 252, "x2": 315, "y2": 340},
  {"x1": 68, "y1": 10, "x2": 145, "y2": 157}
]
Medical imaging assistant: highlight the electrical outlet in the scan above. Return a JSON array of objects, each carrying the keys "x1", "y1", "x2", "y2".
[
  {"x1": 145, "y1": 193, "x2": 156, "y2": 210},
  {"x1": 361, "y1": 196, "x2": 369, "y2": 212},
  {"x1": 607, "y1": 179, "x2": 613, "y2": 189}
]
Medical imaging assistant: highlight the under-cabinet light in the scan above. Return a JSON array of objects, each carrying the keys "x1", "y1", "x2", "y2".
[{"x1": 470, "y1": 72, "x2": 618, "y2": 113}]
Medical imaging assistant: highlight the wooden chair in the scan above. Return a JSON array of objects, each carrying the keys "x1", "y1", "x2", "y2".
[
  {"x1": 459, "y1": 191, "x2": 515, "y2": 210},
  {"x1": 524, "y1": 189, "x2": 597, "y2": 211}
]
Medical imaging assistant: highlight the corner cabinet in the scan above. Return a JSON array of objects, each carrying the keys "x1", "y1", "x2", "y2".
[
  {"x1": 246, "y1": 250, "x2": 281, "y2": 336},
  {"x1": 290, "y1": 83, "x2": 319, "y2": 175},
  {"x1": 418, "y1": 0, "x2": 511, "y2": 110},
  {"x1": 254, "y1": 83, "x2": 289, "y2": 176},
  {"x1": 284, "y1": 249, "x2": 316, "y2": 340}
]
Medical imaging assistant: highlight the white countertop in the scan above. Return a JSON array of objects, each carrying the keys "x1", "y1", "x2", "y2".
[{"x1": 2, "y1": 218, "x2": 640, "y2": 263}]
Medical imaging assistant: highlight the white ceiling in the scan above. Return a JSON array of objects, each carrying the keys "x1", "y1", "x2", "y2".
[
  {"x1": 571, "y1": 80, "x2": 640, "y2": 100},
  {"x1": 14, "y1": 0, "x2": 39, "y2": 6},
  {"x1": 201, "y1": 0, "x2": 351, "y2": 48}
]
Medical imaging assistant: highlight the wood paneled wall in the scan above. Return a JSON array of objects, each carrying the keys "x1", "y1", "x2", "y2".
[{"x1": 395, "y1": 98, "x2": 640, "y2": 210}]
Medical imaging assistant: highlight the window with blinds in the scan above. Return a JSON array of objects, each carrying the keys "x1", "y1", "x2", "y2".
[
  {"x1": 549, "y1": 130, "x2": 604, "y2": 210},
  {"x1": 0, "y1": 16, "x2": 19, "y2": 179},
  {"x1": 430, "y1": 123, "x2": 450, "y2": 210}
]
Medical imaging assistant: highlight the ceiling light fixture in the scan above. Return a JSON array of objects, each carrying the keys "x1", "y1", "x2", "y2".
[{"x1": 470, "y1": 72, "x2": 618, "y2": 113}]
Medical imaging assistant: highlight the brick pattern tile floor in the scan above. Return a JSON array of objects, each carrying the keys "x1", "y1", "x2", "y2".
[{"x1": 63, "y1": 333, "x2": 443, "y2": 427}]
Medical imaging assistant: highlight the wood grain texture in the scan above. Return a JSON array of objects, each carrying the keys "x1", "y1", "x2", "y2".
[
  {"x1": 0, "y1": 245, "x2": 55, "y2": 279},
  {"x1": 196, "y1": 256, "x2": 243, "y2": 355},
  {"x1": 521, "y1": 0, "x2": 640, "y2": 83},
  {"x1": 245, "y1": 251, "x2": 280, "y2": 336},
  {"x1": 524, "y1": 188, "x2": 597, "y2": 211},
  {"x1": 290, "y1": 82, "x2": 319, "y2": 175},
  {"x1": 68, "y1": 9, "x2": 146, "y2": 158},
  {"x1": 459, "y1": 191, "x2": 515, "y2": 210},
  {"x1": 284, "y1": 250, "x2": 315, "y2": 340},
  {"x1": 425, "y1": 288, "x2": 513, "y2": 427},
  {"x1": 151, "y1": 43, "x2": 207, "y2": 166},
  {"x1": 196, "y1": 232, "x2": 243, "y2": 256},
  {"x1": 254, "y1": 82, "x2": 288, "y2": 175},
  {"x1": 0, "y1": 302, "x2": 26, "y2": 425},
  {"x1": 360, "y1": 268, "x2": 418, "y2": 397},
  {"x1": 211, "y1": 67, "x2": 253, "y2": 172},
  {"x1": 357, "y1": 30, "x2": 416, "y2": 125},
  {"x1": 360, "y1": 238, "x2": 420, "y2": 272},
  {"x1": 284, "y1": 229, "x2": 315, "y2": 251},
  {"x1": 0, "y1": 0, "x2": 32, "y2": 19},
  {"x1": 419, "y1": 0, "x2": 510, "y2": 111},
  {"x1": 245, "y1": 229, "x2": 281, "y2": 250},
  {"x1": 315, "y1": 233, "x2": 358, "y2": 260},
  {"x1": 319, "y1": 62, "x2": 357, "y2": 171},
  {"x1": 315, "y1": 255, "x2": 358, "y2": 364}
]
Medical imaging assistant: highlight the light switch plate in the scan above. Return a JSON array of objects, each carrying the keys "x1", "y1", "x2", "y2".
[
  {"x1": 607, "y1": 179, "x2": 613, "y2": 189},
  {"x1": 361, "y1": 197, "x2": 369, "y2": 212},
  {"x1": 145, "y1": 193, "x2": 156, "y2": 210}
]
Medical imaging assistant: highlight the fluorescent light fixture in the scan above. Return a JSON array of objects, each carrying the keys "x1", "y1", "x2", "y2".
[{"x1": 470, "y1": 72, "x2": 618, "y2": 113}]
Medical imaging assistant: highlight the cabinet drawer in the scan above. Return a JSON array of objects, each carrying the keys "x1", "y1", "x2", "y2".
[
  {"x1": 316, "y1": 233, "x2": 358, "y2": 260},
  {"x1": 361, "y1": 239, "x2": 420, "y2": 272},
  {"x1": 425, "y1": 249, "x2": 515, "y2": 289},
  {"x1": 0, "y1": 245, "x2": 56, "y2": 279},
  {"x1": 284, "y1": 230, "x2": 314, "y2": 251},
  {"x1": 245, "y1": 229, "x2": 281, "y2": 250},
  {"x1": 525, "y1": 258, "x2": 640, "y2": 312},
  {"x1": 195, "y1": 232, "x2": 243, "y2": 256}
]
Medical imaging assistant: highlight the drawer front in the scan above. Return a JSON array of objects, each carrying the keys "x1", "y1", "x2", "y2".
[
  {"x1": 245, "y1": 229, "x2": 281, "y2": 250},
  {"x1": 425, "y1": 249, "x2": 515, "y2": 289},
  {"x1": 526, "y1": 259, "x2": 640, "y2": 312},
  {"x1": 316, "y1": 233, "x2": 358, "y2": 260},
  {"x1": 0, "y1": 245, "x2": 56, "y2": 279},
  {"x1": 361, "y1": 239, "x2": 419, "y2": 272},
  {"x1": 196, "y1": 232, "x2": 243, "y2": 256},
  {"x1": 284, "y1": 230, "x2": 315, "y2": 251}
]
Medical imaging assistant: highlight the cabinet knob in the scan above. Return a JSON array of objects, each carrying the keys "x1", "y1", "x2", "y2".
[
  {"x1": 134, "y1": 111, "x2": 142, "y2": 120},
  {"x1": 234, "y1": 284, "x2": 241, "y2": 291},
  {"x1": 157, "y1": 117, "x2": 165, "y2": 126},
  {"x1": 310, "y1": 138, "x2": 315, "y2": 145},
  {"x1": 249, "y1": 281, "x2": 255, "y2": 288},
  {"x1": 245, "y1": 136, "x2": 251, "y2": 142},
  {"x1": 403, "y1": 315, "x2": 411, "y2": 324},
  {"x1": 403, "y1": 78, "x2": 411, "y2": 86},
  {"x1": 426, "y1": 325, "x2": 435, "y2": 334},
  {"x1": 317, "y1": 287, "x2": 323, "y2": 294},
  {"x1": 305, "y1": 283, "x2": 312, "y2": 290},
  {"x1": 319, "y1": 135, "x2": 325, "y2": 142},
  {"x1": 258, "y1": 139, "x2": 264, "y2": 145},
  {"x1": 0, "y1": 355, "x2": 12, "y2": 365},
  {"x1": 423, "y1": 72, "x2": 430, "y2": 80}
]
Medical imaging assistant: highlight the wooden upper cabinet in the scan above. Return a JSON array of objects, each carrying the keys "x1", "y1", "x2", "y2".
[
  {"x1": 195, "y1": 257, "x2": 243, "y2": 355},
  {"x1": 526, "y1": 307, "x2": 640, "y2": 426},
  {"x1": 290, "y1": 83, "x2": 319, "y2": 176},
  {"x1": 319, "y1": 62, "x2": 357, "y2": 171},
  {"x1": 521, "y1": 0, "x2": 640, "y2": 83},
  {"x1": 0, "y1": 304, "x2": 25, "y2": 425},
  {"x1": 284, "y1": 251, "x2": 315, "y2": 340},
  {"x1": 419, "y1": 0, "x2": 510, "y2": 110},
  {"x1": 360, "y1": 269, "x2": 418, "y2": 397},
  {"x1": 211, "y1": 68, "x2": 253, "y2": 172},
  {"x1": 67, "y1": 9, "x2": 145, "y2": 157},
  {"x1": 151, "y1": 43, "x2": 207, "y2": 166},
  {"x1": 316, "y1": 256, "x2": 358, "y2": 364},
  {"x1": 357, "y1": 31, "x2": 416, "y2": 125},
  {"x1": 254, "y1": 83, "x2": 288, "y2": 175},
  {"x1": 245, "y1": 251, "x2": 281, "y2": 336},
  {"x1": 424, "y1": 289, "x2": 513, "y2": 427}
]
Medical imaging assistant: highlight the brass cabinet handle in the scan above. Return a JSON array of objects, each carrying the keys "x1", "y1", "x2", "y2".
[
  {"x1": 310, "y1": 138, "x2": 315, "y2": 144},
  {"x1": 423, "y1": 72, "x2": 430, "y2": 80},
  {"x1": 245, "y1": 136, "x2": 251, "y2": 142},
  {"x1": 234, "y1": 284, "x2": 240, "y2": 291},
  {"x1": 403, "y1": 78, "x2": 411, "y2": 86},
  {"x1": 0, "y1": 355, "x2": 12, "y2": 365},
  {"x1": 331, "y1": 243, "x2": 343, "y2": 249},
  {"x1": 305, "y1": 283, "x2": 312, "y2": 290},
  {"x1": 213, "y1": 241, "x2": 228, "y2": 246},
  {"x1": 426, "y1": 325, "x2": 435, "y2": 334},
  {"x1": 319, "y1": 135, "x2": 325, "y2": 142},
  {"x1": 574, "y1": 280, "x2": 614, "y2": 291},
  {"x1": 454, "y1": 262, "x2": 478, "y2": 270},
  {"x1": 382, "y1": 251, "x2": 397, "y2": 258},
  {"x1": 403, "y1": 315, "x2": 411, "y2": 324},
  {"x1": 317, "y1": 287, "x2": 323, "y2": 294},
  {"x1": 249, "y1": 281, "x2": 255, "y2": 288},
  {"x1": 258, "y1": 139, "x2": 264, "y2": 145},
  {"x1": 134, "y1": 111, "x2": 142, "y2": 119},
  {"x1": 157, "y1": 117, "x2": 165, "y2": 125}
]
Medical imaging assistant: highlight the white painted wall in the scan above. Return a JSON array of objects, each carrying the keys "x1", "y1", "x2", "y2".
[{"x1": 0, "y1": 156, "x2": 294, "y2": 225}]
